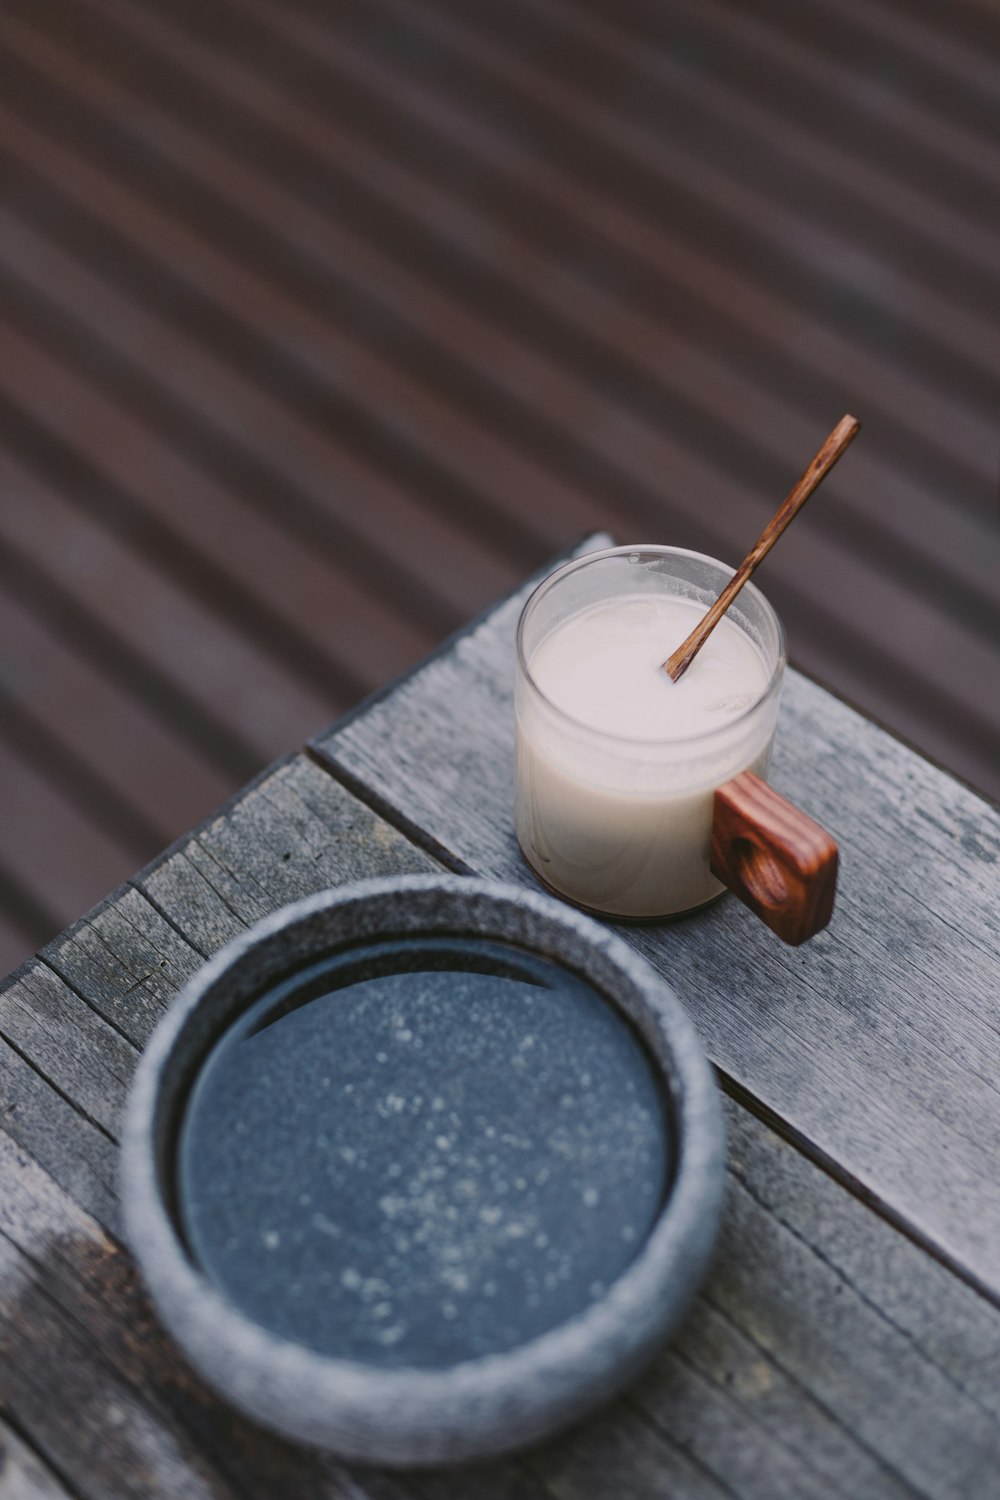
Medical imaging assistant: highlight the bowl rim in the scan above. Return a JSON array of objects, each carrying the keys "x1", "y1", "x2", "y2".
[{"x1": 121, "y1": 873, "x2": 724, "y2": 1465}]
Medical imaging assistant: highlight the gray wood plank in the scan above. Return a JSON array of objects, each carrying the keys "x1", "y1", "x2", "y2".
[
  {"x1": 3, "y1": 748, "x2": 998, "y2": 1495},
  {"x1": 0, "y1": 761, "x2": 444, "y2": 1500},
  {"x1": 0, "y1": 1416, "x2": 75, "y2": 1499},
  {"x1": 135, "y1": 752, "x2": 439, "y2": 954},
  {"x1": 0, "y1": 1134, "x2": 409, "y2": 1500},
  {"x1": 0, "y1": 1029, "x2": 117, "y2": 1229},
  {"x1": 44, "y1": 882, "x2": 203, "y2": 1050},
  {"x1": 0, "y1": 963, "x2": 135, "y2": 1137},
  {"x1": 4, "y1": 1015, "x2": 998, "y2": 1500},
  {"x1": 403, "y1": 1103, "x2": 1000, "y2": 1500},
  {"x1": 0, "y1": 1280, "x2": 235, "y2": 1500},
  {"x1": 697, "y1": 1106, "x2": 1000, "y2": 1496},
  {"x1": 311, "y1": 536, "x2": 1000, "y2": 1304}
]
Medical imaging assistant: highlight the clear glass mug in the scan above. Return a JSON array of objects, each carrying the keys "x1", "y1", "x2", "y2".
[{"x1": 514, "y1": 546, "x2": 838, "y2": 944}]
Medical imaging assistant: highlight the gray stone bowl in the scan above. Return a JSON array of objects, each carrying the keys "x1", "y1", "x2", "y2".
[{"x1": 121, "y1": 874, "x2": 724, "y2": 1467}]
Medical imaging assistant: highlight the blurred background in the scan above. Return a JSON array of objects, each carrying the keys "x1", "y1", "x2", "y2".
[{"x1": 0, "y1": 0, "x2": 998, "y2": 976}]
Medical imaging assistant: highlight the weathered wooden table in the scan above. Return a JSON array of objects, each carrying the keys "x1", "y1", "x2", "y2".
[{"x1": 3, "y1": 538, "x2": 999, "y2": 1499}]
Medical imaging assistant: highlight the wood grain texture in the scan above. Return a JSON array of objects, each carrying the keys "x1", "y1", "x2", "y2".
[
  {"x1": 0, "y1": 758, "x2": 447, "y2": 1498},
  {"x1": 0, "y1": 1416, "x2": 75, "y2": 1499},
  {"x1": 2, "y1": 1014, "x2": 998, "y2": 1499},
  {"x1": 0, "y1": 963, "x2": 134, "y2": 1137},
  {"x1": 0, "y1": 1134, "x2": 401, "y2": 1500},
  {"x1": 313, "y1": 536, "x2": 1000, "y2": 1304},
  {"x1": 135, "y1": 754, "x2": 440, "y2": 953},
  {"x1": 711, "y1": 771, "x2": 838, "y2": 945},
  {"x1": 43, "y1": 757, "x2": 437, "y2": 1039},
  {"x1": 5, "y1": 963, "x2": 999, "y2": 1496},
  {"x1": 0, "y1": 1024, "x2": 118, "y2": 1229},
  {"x1": 5, "y1": 735, "x2": 999, "y2": 1491}
]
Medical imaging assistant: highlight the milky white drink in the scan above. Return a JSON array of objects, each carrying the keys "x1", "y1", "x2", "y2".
[{"x1": 516, "y1": 589, "x2": 778, "y2": 918}]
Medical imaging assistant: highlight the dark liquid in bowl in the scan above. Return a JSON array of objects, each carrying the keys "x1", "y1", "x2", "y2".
[{"x1": 176, "y1": 936, "x2": 671, "y2": 1368}]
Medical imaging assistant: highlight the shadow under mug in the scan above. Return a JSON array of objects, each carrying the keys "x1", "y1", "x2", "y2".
[{"x1": 514, "y1": 545, "x2": 838, "y2": 945}]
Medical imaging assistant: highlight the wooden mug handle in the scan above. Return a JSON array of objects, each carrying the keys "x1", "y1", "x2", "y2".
[{"x1": 710, "y1": 771, "x2": 838, "y2": 945}]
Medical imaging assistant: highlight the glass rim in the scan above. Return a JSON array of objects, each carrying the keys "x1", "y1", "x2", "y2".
[{"x1": 515, "y1": 544, "x2": 788, "y2": 747}]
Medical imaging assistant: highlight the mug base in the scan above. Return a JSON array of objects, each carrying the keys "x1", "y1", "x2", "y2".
[{"x1": 517, "y1": 848, "x2": 727, "y2": 925}]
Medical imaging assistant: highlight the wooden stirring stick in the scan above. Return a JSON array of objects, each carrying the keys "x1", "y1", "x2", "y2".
[{"x1": 663, "y1": 414, "x2": 861, "y2": 682}]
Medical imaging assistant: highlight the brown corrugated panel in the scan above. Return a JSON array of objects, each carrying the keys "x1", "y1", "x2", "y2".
[{"x1": 0, "y1": 0, "x2": 997, "y2": 975}]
